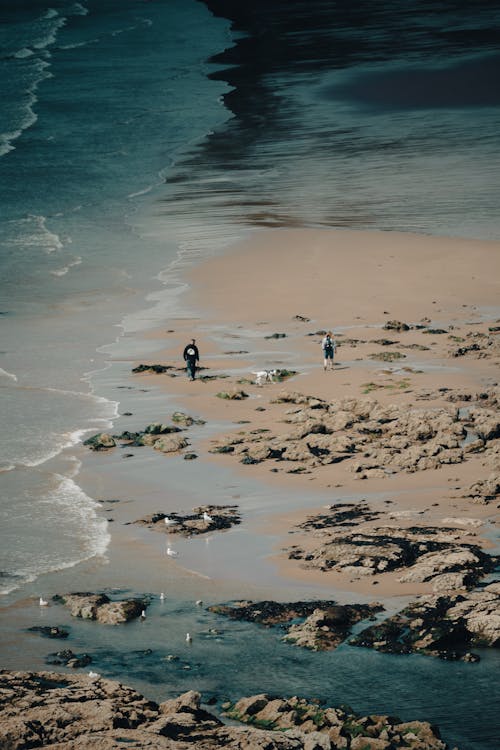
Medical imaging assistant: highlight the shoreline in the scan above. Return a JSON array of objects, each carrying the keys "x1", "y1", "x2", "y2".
[
  {"x1": 83, "y1": 225, "x2": 499, "y2": 602},
  {"x1": 1, "y1": 225, "x2": 498, "y2": 750}
]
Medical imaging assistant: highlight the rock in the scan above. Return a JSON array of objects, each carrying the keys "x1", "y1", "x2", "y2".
[
  {"x1": 83, "y1": 433, "x2": 116, "y2": 451},
  {"x1": 0, "y1": 672, "x2": 454, "y2": 750},
  {"x1": 153, "y1": 436, "x2": 189, "y2": 453},
  {"x1": 45, "y1": 649, "x2": 92, "y2": 668},
  {"x1": 27, "y1": 626, "x2": 69, "y2": 639},
  {"x1": 350, "y1": 585, "x2": 500, "y2": 658},
  {"x1": 96, "y1": 599, "x2": 145, "y2": 625},
  {"x1": 383, "y1": 320, "x2": 410, "y2": 331},
  {"x1": 144, "y1": 423, "x2": 182, "y2": 435},
  {"x1": 54, "y1": 593, "x2": 110, "y2": 619},
  {"x1": 132, "y1": 363, "x2": 172, "y2": 373},
  {"x1": 134, "y1": 505, "x2": 241, "y2": 537},
  {"x1": 209, "y1": 600, "x2": 382, "y2": 651},
  {"x1": 54, "y1": 592, "x2": 148, "y2": 624},
  {"x1": 216, "y1": 389, "x2": 249, "y2": 400}
]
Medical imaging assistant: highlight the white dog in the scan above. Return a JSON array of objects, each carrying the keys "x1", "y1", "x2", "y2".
[{"x1": 252, "y1": 369, "x2": 277, "y2": 386}]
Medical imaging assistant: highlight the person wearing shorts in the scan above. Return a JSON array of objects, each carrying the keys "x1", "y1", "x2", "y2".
[{"x1": 321, "y1": 331, "x2": 336, "y2": 371}]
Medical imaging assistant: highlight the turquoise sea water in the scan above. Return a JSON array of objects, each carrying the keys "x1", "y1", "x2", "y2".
[{"x1": 0, "y1": 1, "x2": 499, "y2": 747}]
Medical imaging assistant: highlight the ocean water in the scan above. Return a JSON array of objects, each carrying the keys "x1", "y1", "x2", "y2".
[
  {"x1": 1, "y1": 1, "x2": 499, "y2": 747},
  {"x1": 0, "y1": 0, "x2": 232, "y2": 594}
]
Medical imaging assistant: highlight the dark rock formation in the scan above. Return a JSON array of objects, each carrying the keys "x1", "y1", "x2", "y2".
[
  {"x1": 134, "y1": 505, "x2": 241, "y2": 537},
  {"x1": 45, "y1": 649, "x2": 92, "y2": 669},
  {"x1": 286, "y1": 513, "x2": 497, "y2": 591},
  {"x1": 132, "y1": 363, "x2": 174, "y2": 374},
  {"x1": 27, "y1": 626, "x2": 69, "y2": 640},
  {"x1": 208, "y1": 599, "x2": 383, "y2": 651},
  {"x1": 349, "y1": 581, "x2": 500, "y2": 660}
]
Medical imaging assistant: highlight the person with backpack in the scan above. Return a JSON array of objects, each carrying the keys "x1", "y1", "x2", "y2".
[
  {"x1": 321, "y1": 331, "x2": 337, "y2": 371},
  {"x1": 183, "y1": 338, "x2": 199, "y2": 380}
]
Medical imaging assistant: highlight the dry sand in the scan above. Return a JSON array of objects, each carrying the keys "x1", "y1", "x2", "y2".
[{"x1": 126, "y1": 227, "x2": 499, "y2": 600}]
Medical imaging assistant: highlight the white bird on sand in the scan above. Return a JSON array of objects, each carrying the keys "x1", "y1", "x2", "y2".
[
  {"x1": 39, "y1": 597, "x2": 48, "y2": 607},
  {"x1": 202, "y1": 511, "x2": 213, "y2": 523},
  {"x1": 88, "y1": 671, "x2": 101, "y2": 679},
  {"x1": 160, "y1": 592, "x2": 165, "y2": 601},
  {"x1": 164, "y1": 516, "x2": 178, "y2": 526},
  {"x1": 185, "y1": 633, "x2": 192, "y2": 643},
  {"x1": 166, "y1": 547, "x2": 178, "y2": 558}
]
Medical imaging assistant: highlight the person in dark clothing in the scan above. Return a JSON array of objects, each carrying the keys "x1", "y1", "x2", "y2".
[{"x1": 183, "y1": 338, "x2": 199, "y2": 380}]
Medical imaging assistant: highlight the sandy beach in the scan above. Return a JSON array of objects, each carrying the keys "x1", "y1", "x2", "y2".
[
  {"x1": 116, "y1": 227, "x2": 499, "y2": 597},
  {"x1": 1, "y1": 226, "x2": 499, "y2": 750}
]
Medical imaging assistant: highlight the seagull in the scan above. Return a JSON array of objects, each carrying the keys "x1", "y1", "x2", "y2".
[
  {"x1": 88, "y1": 671, "x2": 101, "y2": 679},
  {"x1": 202, "y1": 511, "x2": 213, "y2": 523},
  {"x1": 166, "y1": 547, "x2": 178, "y2": 558},
  {"x1": 164, "y1": 516, "x2": 178, "y2": 526},
  {"x1": 160, "y1": 592, "x2": 166, "y2": 601},
  {"x1": 140, "y1": 610, "x2": 147, "y2": 619},
  {"x1": 39, "y1": 597, "x2": 48, "y2": 607},
  {"x1": 195, "y1": 599, "x2": 203, "y2": 606},
  {"x1": 185, "y1": 633, "x2": 192, "y2": 643}
]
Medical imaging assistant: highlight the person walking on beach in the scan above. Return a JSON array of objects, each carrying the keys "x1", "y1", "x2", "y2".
[
  {"x1": 183, "y1": 338, "x2": 199, "y2": 381},
  {"x1": 322, "y1": 331, "x2": 337, "y2": 371}
]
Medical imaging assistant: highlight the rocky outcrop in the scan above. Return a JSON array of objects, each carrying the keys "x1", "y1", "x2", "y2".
[
  {"x1": 134, "y1": 505, "x2": 241, "y2": 536},
  {"x1": 208, "y1": 391, "x2": 499, "y2": 478},
  {"x1": 83, "y1": 414, "x2": 202, "y2": 456},
  {"x1": 0, "y1": 672, "x2": 454, "y2": 750},
  {"x1": 286, "y1": 516, "x2": 496, "y2": 591},
  {"x1": 208, "y1": 600, "x2": 383, "y2": 651},
  {"x1": 53, "y1": 593, "x2": 148, "y2": 625},
  {"x1": 225, "y1": 694, "x2": 448, "y2": 750},
  {"x1": 349, "y1": 582, "x2": 500, "y2": 659},
  {"x1": 462, "y1": 472, "x2": 500, "y2": 504}
]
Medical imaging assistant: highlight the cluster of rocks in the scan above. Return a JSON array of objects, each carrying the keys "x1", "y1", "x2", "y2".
[
  {"x1": 45, "y1": 649, "x2": 92, "y2": 669},
  {"x1": 83, "y1": 412, "x2": 205, "y2": 455},
  {"x1": 461, "y1": 472, "x2": 500, "y2": 504},
  {"x1": 133, "y1": 505, "x2": 241, "y2": 537},
  {"x1": 208, "y1": 600, "x2": 383, "y2": 652},
  {"x1": 225, "y1": 694, "x2": 449, "y2": 750},
  {"x1": 349, "y1": 582, "x2": 500, "y2": 661},
  {"x1": 208, "y1": 391, "x2": 499, "y2": 478},
  {"x1": 0, "y1": 671, "x2": 454, "y2": 750},
  {"x1": 449, "y1": 330, "x2": 500, "y2": 359},
  {"x1": 285, "y1": 504, "x2": 497, "y2": 592},
  {"x1": 52, "y1": 592, "x2": 148, "y2": 625}
]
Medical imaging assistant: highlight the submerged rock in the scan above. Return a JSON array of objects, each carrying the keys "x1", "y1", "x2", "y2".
[
  {"x1": 208, "y1": 599, "x2": 383, "y2": 651},
  {"x1": 350, "y1": 582, "x2": 500, "y2": 659}
]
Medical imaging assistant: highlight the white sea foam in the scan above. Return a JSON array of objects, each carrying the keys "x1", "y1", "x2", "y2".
[
  {"x1": 68, "y1": 2, "x2": 89, "y2": 16},
  {"x1": 0, "y1": 368, "x2": 18, "y2": 382},
  {"x1": 8, "y1": 214, "x2": 64, "y2": 253},
  {"x1": 0, "y1": 473, "x2": 110, "y2": 597},
  {"x1": 50, "y1": 255, "x2": 82, "y2": 277},
  {"x1": 59, "y1": 38, "x2": 99, "y2": 50},
  {"x1": 14, "y1": 48, "x2": 34, "y2": 59},
  {"x1": 0, "y1": 12, "x2": 64, "y2": 157}
]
